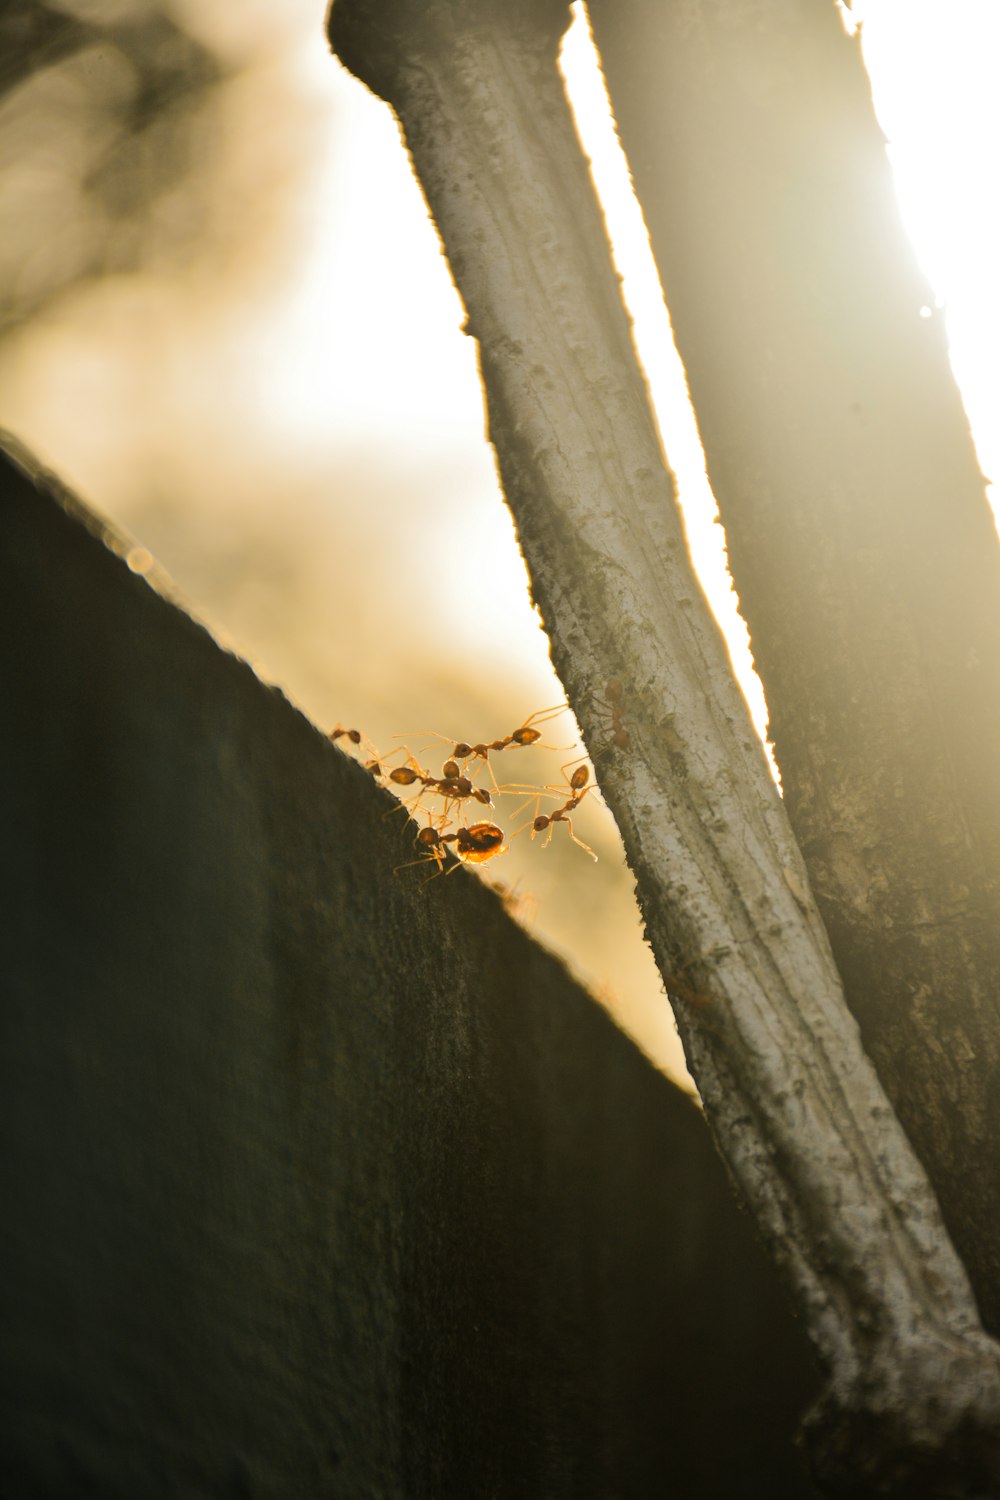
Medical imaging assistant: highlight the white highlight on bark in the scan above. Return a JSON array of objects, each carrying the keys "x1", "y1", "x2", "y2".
[{"x1": 557, "y1": 7, "x2": 772, "y2": 753}]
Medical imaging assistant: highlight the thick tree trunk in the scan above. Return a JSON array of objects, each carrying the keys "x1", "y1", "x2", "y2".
[
  {"x1": 586, "y1": 0, "x2": 1000, "y2": 1340},
  {"x1": 328, "y1": 2, "x2": 1000, "y2": 1493}
]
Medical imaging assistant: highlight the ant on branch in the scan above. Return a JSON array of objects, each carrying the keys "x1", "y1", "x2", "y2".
[
  {"x1": 330, "y1": 701, "x2": 605, "y2": 878},
  {"x1": 663, "y1": 948, "x2": 734, "y2": 1027},
  {"x1": 329, "y1": 725, "x2": 363, "y2": 748},
  {"x1": 594, "y1": 679, "x2": 630, "y2": 750},
  {"x1": 450, "y1": 703, "x2": 567, "y2": 762},
  {"x1": 405, "y1": 705, "x2": 570, "y2": 789},
  {"x1": 386, "y1": 753, "x2": 494, "y2": 826},
  {"x1": 396, "y1": 821, "x2": 507, "y2": 878},
  {"x1": 329, "y1": 724, "x2": 386, "y2": 777},
  {"x1": 510, "y1": 762, "x2": 597, "y2": 861},
  {"x1": 664, "y1": 969, "x2": 714, "y2": 1011}
]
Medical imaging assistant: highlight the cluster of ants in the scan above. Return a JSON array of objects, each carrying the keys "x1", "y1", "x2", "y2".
[{"x1": 329, "y1": 681, "x2": 628, "y2": 881}]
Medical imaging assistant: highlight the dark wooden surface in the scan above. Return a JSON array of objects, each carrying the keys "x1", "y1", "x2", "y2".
[{"x1": 0, "y1": 436, "x2": 818, "y2": 1497}]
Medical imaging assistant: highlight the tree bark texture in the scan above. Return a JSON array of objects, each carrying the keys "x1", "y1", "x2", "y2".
[
  {"x1": 328, "y1": 3, "x2": 1000, "y2": 1492},
  {"x1": 586, "y1": 0, "x2": 1000, "y2": 1345},
  {"x1": 0, "y1": 435, "x2": 821, "y2": 1498}
]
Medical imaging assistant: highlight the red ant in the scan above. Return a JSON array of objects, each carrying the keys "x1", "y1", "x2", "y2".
[
  {"x1": 594, "y1": 680, "x2": 630, "y2": 750},
  {"x1": 451, "y1": 703, "x2": 566, "y2": 762},
  {"x1": 396, "y1": 821, "x2": 506, "y2": 877},
  {"x1": 511, "y1": 763, "x2": 597, "y2": 861},
  {"x1": 388, "y1": 757, "x2": 493, "y2": 802},
  {"x1": 329, "y1": 725, "x2": 363, "y2": 747},
  {"x1": 404, "y1": 705, "x2": 568, "y2": 788},
  {"x1": 330, "y1": 725, "x2": 386, "y2": 776},
  {"x1": 664, "y1": 970, "x2": 714, "y2": 1011},
  {"x1": 385, "y1": 752, "x2": 494, "y2": 829},
  {"x1": 664, "y1": 967, "x2": 724, "y2": 1040}
]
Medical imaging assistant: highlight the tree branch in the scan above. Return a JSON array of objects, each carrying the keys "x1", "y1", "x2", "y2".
[
  {"x1": 327, "y1": 1, "x2": 1000, "y2": 1489},
  {"x1": 585, "y1": 0, "x2": 1000, "y2": 1341}
]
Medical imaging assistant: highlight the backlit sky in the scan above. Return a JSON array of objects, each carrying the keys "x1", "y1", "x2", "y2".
[{"x1": 1, "y1": 0, "x2": 997, "y2": 1080}]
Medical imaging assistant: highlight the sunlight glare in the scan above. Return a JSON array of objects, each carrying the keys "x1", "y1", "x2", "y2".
[
  {"x1": 558, "y1": 5, "x2": 772, "y2": 747},
  {"x1": 243, "y1": 42, "x2": 486, "y2": 456},
  {"x1": 559, "y1": 0, "x2": 1000, "y2": 726},
  {"x1": 858, "y1": 0, "x2": 1000, "y2": 500}
]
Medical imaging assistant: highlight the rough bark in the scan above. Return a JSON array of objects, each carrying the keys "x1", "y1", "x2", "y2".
[
  {"x1": 0, "y1": 435, "x2": 820, "y2": 1498},
  {"x1": 586, "y1": 0, "x2": 1000, "y2": 1344},
  {"x1": 327, "y1": 2, "x2": 1000, "y2": 1492}
]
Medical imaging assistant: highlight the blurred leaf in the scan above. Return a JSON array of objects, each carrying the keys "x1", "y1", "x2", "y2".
[{"x1": 0, "y1": 0, "x2": 222, "y2": 331}]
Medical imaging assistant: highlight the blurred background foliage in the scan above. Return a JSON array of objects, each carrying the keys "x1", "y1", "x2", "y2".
[{"x1": 0, "y1": 0, "x2": 221, "y2": 330}]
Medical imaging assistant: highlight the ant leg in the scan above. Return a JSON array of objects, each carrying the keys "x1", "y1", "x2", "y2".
[
  {"x1": 394, "y1": 845, "x2": 447, "y2": 877},
  {"x1": 507, "y1": 793, "x2": 547, "y2": 843},
  {"x1": 560, "y1": 815, "x2": 598, "y2": 862}
]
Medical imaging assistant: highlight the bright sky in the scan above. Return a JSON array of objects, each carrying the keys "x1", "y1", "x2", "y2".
[{"x1": 1, "y1": 0, "x2": 997, "y2": 1080}]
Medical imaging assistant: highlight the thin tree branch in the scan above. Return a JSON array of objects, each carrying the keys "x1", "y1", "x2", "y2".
[{"x1": 327, "y1": 1, "x2": 1000, "y2": 1489}]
